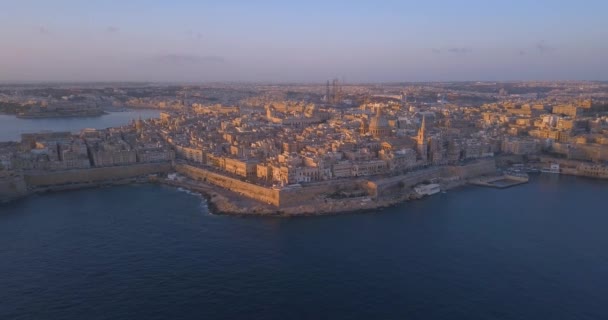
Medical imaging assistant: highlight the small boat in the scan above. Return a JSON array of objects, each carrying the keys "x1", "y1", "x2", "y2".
[
  {"x1": 541, "y1": 163, "x2": 560, "y2": 174},
  {"x1": 414, "y1": 183, "x2": 441, "y2": 197}
]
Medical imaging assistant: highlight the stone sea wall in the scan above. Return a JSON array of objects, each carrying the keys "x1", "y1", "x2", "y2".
[
  {"x1": 444, "y1": 158, "x2": 497, "y2": 179},
  {"x1": 0, "y1": 174, "x2": 27, "y2": 202},
  {"x1": 367, "y1": 167, "x2": 441, "y2": 197},
  {"x1": 24, "y1": 163, "x2": 172, "y2": 188},
  {"x1": 278, "y1": 180, "x2": 368, "y2": 207},
  {"x1": 176, "y1": 160, "x2": 497, "y2": 209},
  {"x1": 175, "y1": 164, "x2": 281, "y2": 206},
  {"x1": 175, "y1": 164, "x2": 368, "y2": 208},
  {"x1": 2, "y1": 159, "x2": 498, "y2": 212},
  {"x1": 367, "y1": 159, "x2": 497, "y2": 197}
]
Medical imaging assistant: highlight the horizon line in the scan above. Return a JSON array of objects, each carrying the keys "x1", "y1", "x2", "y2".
[{"x1": 1, "y1": 79, "x2": 607, "y2": 86}]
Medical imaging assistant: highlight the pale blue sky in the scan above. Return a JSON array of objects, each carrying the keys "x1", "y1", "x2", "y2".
[{"x1": 1, "y1": 0, "x2": 607, "y2": 82}]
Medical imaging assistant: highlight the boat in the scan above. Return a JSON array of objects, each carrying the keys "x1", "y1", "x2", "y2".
[
  {"x1": 414, "y1": 183, "x2": 441, "y2": 196},
  {"x1": 541, "y1": 163, "x2": 560, "y2": 174}
]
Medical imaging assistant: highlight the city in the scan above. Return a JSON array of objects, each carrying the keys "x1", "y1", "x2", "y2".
[
  {"x1": 2, "y1": 1, "x2": 608, "y2": 319},
  {"x1": 1, "y1": 81, "x2": 607, "y2": 214}
]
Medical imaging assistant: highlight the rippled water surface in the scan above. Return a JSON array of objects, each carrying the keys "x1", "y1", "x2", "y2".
[
  {"x1": 0, "y1": 109, "x2": 160, "y2": 141},
  {"x1": 1, "y1": 175, "x2": 607, "y2": 319}
]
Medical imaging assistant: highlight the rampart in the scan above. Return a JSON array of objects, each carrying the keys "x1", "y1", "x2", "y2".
[
  {"x1": 175, "y1": 164, "x2": 281, "y2": 206},
  {"x1": 368, "y1": 167, "x2": 443, "y2": 197},
  {"x1": 443, "y1": 158, "x2": 497, "y2": 179},
  {"x1": 0, "y1": 174, "x2": 27, "y2": 202},
  {"x1": 176, "y1": 160, "x2": 497, "y2": 208},
  {"x1": 278, "y1": 179, "x2": 369, "y2": 207},
  {"x1": 24, "y1": 163, "x2": 172, "y2": 188},
  {"x1": 367, "y1": 158, "x2": 497, "y2": 197}
]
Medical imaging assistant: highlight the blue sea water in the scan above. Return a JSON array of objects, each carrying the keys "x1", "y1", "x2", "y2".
[
  {"x1": 1, "y1": 174, "x2": 607, "y2": 319},
  {"x1": 0, "y1": 109, "x2": 160, "y2": 142}
]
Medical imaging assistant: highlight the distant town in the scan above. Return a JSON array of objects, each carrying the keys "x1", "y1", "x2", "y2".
[{"x1": 1, "y1": 81, "x2": 608, "y2": 215}]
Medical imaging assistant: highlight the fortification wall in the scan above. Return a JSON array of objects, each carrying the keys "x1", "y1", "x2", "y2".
[
  {"x1": 367, "y1": 159, "x2": 496, "y2": 197},
  {"x1": 0, "y1": 174, "x2": 27, "y2": 202},
  {"x1": 176, "y1": 160, "x2": 496, "y2": 209},
  {"x1": 278, "y1": 180, "x2": 365, "y2": 207},
  {"x1": 370, "y1": 167, "x2": 442, "y2": 197},
  {"x1": 444, "y1": 158, "x2": 497, "y2": 179},
  {"x1": 175, "y1": 164, "x2": 280, "y2": 206},
  {"x1": 24, "y1": 163, "x2": 172, "y2": 187}
]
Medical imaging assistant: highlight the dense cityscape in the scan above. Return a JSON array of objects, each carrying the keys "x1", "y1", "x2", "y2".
[
  {"x1": 2, "y1": 81, "x2": 607, "y2": 214},
  {"x1": 4, "y1": 1, "x2": 608, "y2": 319}
]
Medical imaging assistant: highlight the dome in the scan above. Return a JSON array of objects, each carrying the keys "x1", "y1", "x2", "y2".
[
  {"x1": 369, "y1": 115, "x2": 389, "y2": 129},
  {"x1": 368, "y1": 108, "x2": 390, "y2": 138},
  {"x1": 369, "y1": 108, "x2": 389, "y2": 130}
]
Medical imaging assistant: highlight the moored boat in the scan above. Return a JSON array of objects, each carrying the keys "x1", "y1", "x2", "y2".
[{"x1": 414, "y1": 183, "x2": 441, "y2": 196}]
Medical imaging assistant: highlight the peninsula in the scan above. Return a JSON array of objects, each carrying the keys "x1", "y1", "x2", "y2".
[{"x1": 1, "y1": 82, "x2": 608, "y2": 215}]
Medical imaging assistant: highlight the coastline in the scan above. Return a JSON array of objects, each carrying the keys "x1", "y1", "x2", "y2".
[
  {"x1": 158, "y1": 176, "x2": 470, "y2": 217},
  {"x1": 15, "y1": 111, "x2": 108, "y2": 119},
  {"x1": 2, "y1": 173, "x2": 466, "y2": 217},
  {"x1": 2, "y1": 164, "x2": 606, "y2": 216}
]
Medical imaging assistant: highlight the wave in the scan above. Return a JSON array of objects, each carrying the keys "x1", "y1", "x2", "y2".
[
  {"x1": 176, "y1": 187, "x2": 200, "y2": 197},
  {"x1": 176, "y1": 187, "x2": 209, "y2": 214}
]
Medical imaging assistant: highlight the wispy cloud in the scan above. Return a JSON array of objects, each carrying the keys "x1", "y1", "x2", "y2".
[
  {"x1": 186, "y1": 30, "x2": 204, "y2": 40},
  {"x1": 37, "y1": 26, "x2": 50, "y2": 35},
  {"x1": 432, "y1": 47, "x2": 472, "y2": 54},
  {"x1": 447, "y1": 47, "x2": 472, "y2": 54},
  {"x1": 106, "y1": 26, "x2": 120, "y2": 33},
  {"x1": 536, "y1": 40, "x2": 556, "y2": 54},
  {"x1": 156, "y1": 54, "x2": 226, "y2": 64}
]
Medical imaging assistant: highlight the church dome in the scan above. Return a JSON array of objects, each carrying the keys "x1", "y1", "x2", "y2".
[
  {"x1": 368, "y1": 107, "x2": 390, "y2": 138},
  {"x1": 369, "y1": 114, "x2": 389, "y2": 129}
]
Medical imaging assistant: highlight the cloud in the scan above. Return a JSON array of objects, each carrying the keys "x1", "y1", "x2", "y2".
[
  {"x1": 156, "y1": 54, "x2": 226, "y2": 64},
  {"x1": 186, "y1": 30, "x2": 204, "y2": 40},
  {"x1": 37, "y1": 26, "x2": 50, "y2": 35},
  {"x1": 106, "y1": 26, "x2": 120, "y2": 33},
  {"x1": 447, "y1": 47, "x2": 472, "y2": 54},
  {"x1": 536, "y1": 40, "x2": 556, "y2": 54},
  {"x1": 432, "y1": 47, "x2": 472, "y2": 54}
]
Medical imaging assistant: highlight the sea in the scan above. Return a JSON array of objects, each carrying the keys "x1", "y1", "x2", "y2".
[
  {"x1": 1, "y1": 174, "x2": 607, "y2": 319},
  {"x1": 0, "y1": 109, "x2": 160, "y2": 142}
]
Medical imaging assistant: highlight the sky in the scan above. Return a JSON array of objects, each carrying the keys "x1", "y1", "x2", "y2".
[{"x1": 1, "y1": 0, "x2": 607, "y2": 83}]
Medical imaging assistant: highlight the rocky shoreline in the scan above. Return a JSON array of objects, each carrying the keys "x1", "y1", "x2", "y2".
[
  {"x1": 160, "y1": 177, "x2": 469, "y2": 217},
  {"x1": 5, "y1": 168, "x2": 578, "y2": 217},
  {"x1": 1, "y1": 172, "x2": 473, "y2": 216}
]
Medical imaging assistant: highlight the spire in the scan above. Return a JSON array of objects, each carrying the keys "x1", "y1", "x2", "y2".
[
  {"x1": 417, "y1": 115, "x2": 428, "y2": 161},
  {"x1": 418, "y1": 115, "x2": 426, "y2": 138},
  {"x1": 420, "y1": 115, "x2": 426, "y2": 133},
  {"x1": 417, "y1": 115, "x2": 427, "y2": 145}
]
